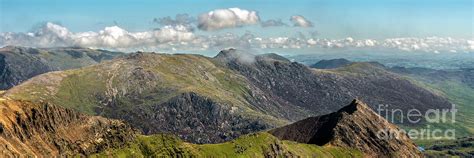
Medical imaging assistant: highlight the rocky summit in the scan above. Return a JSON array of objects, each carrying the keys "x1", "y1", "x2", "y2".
[{"x1": 269, "y1": 99, "x2": 422, "y2": 157}]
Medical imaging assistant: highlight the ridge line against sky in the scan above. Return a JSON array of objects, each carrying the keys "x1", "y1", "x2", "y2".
[{"x1": 0, "y1": 0, "x2": 473, "y2": 54}]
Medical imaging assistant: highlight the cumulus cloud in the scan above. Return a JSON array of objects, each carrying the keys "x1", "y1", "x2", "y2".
[
  {"x1": 290, "y1": 15, "x2": 313, "y2": 27},
  {"x1": 260, "y1": 19, "x2": 288, "y2": 27},
  {"x1": 198, "y1": 8, "x2": 260, "y2": 31},
  {"x1": 0, "y1": 22, "x2": 196, "y2": 50}
]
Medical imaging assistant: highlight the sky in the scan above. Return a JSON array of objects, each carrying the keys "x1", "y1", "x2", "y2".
[{"x1": 0, "y1": 0, "x2": 473, "y2": 54}]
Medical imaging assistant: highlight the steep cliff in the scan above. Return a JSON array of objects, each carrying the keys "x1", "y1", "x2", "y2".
[{"x1": 0, "y1": 99, "x2": 136, "y2": 157}]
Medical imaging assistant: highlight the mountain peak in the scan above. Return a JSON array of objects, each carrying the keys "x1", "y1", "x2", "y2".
[
  {"x1": 213, "y1": 48, "x2": 257, "y2": 65},
  {"x1": 269, "y1": 99, "x2": 422, "y2": 157},
  {"x1": 336, "y1": 99, "x2": 363, "y2": 114}
]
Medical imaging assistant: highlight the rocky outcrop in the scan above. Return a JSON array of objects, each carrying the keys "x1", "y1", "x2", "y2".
[
  {"x1": 269, "y1": 99, "x2": 422, "y2": 157},
  {"x1": 0, "y1": 99, "x2": 136, "y2": 157}
]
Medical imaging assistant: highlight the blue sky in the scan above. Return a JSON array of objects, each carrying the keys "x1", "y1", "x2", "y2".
[{"x1": 1, "y1": 0, "x2": 472, "y2": 39}]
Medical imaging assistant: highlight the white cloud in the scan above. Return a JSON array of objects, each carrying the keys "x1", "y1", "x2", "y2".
[
  {"x1": 198, "y1": 8, "x2": 260, "y2": 31},
  {"x1": 0, "y1": 22, "x2": 196, "y2": 51},
  {"x1": 468, "y1": 40, "x2": 474, "y2": 50},
  {"x1": 290, "y1": 15, "x2": 313, "y2": 27}
]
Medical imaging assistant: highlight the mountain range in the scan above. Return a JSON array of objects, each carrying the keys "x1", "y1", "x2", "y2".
[
  {"x1": 0, "y1": 46, "x2": 464, "y2": 157},
  {"x1": 2, "y1": 48, "x2": 451, "y2": 144}
]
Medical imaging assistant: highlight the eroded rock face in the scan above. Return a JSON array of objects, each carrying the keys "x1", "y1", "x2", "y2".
[
  {"x1": 269, "y1": 99, "x2": 422, "y2": 157},
  {"x1": 0, "y1": 100, "x2": 136, "y2": 157},
  {"x1": 103, "y1": 92, "x2": 270, "y2": 144}
]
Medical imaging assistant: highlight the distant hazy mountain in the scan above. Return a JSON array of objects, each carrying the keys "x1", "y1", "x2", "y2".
[
  {"x1": 309, "y1": 58, "x2": 352, "y2": 69},
  {"x1": 4, "y1": 48, "x2": 451, "y2": 144},
  {"x1": 390, "y1": 66, "x2": 474, "y2": 89},
  {"x1": 0, "y1": 46, "x2": 123, "y2": 89}
]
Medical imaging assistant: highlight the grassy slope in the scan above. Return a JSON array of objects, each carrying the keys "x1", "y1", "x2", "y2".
[
  {"x1": 401, "y1": 78, "x2": 474, "y2": 146},
  {"x1": 92, "y1": 132, "x2": 362, "y2": 158}
]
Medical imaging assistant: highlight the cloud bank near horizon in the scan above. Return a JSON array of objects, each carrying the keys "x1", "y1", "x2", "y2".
[{"x1": 1, "y1": 22, "x2": 473, "y2": 53}]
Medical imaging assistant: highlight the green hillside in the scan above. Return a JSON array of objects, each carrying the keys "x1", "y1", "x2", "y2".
[
  {"x1": 410, "y1": 80, "x2": 474, "y2": 145},
  {"x1": 92, "y1": 132, "x2": 362, "y2": 158}
]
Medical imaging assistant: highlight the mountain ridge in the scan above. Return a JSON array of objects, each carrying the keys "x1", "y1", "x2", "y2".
[{"x1": 270, "y1": 99, "x2": 422, "y2": 157}]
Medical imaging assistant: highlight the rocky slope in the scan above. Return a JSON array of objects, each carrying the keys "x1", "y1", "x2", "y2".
[
  {"x1": 0, "y1": 98, "x2": 136, "y2": 157},
  {"x1": 269, "y1": 99, "x2": 422, "y2": 157},
  {"x1": 0, "y1": 46, "x2": 123, "y2": 90},
  {"x1": 216, "y1": 49, "x2": 451, "y2": 118},
  {"x1": 4, "y1": 48, "x2": 451, "y2": 144}
]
